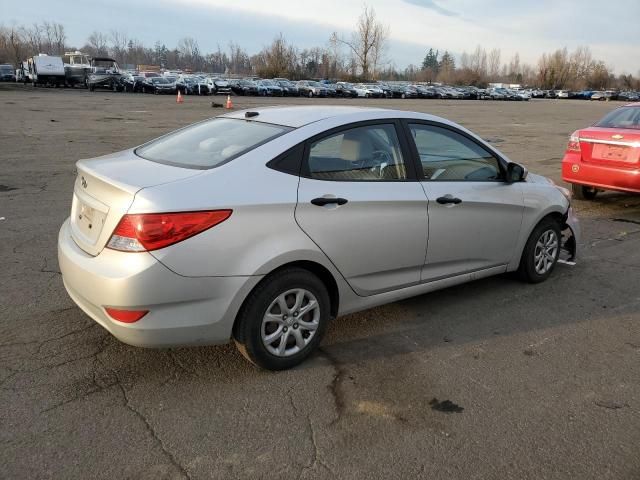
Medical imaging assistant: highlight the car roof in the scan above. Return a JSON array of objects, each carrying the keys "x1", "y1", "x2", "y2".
[{"x1": 221, "y1": 106, "x2": 408, "y2": 128}]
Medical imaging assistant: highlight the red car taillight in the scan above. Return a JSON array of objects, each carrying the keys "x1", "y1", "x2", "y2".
[
  {"x1": 567, "y1": 130, "x2": 581, "y2": 153},
  {"x1": 107, "y1": 210, "x2": 232, "y2": 252}
]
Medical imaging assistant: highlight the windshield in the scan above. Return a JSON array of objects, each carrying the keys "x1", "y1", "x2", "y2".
[
  {"x1": 595, "y1": 107, "x2": 640, "y2": 130},
  {"x1": 152, "y1": 78, "x2": 168, "y2": 84},
  {"x1": 0, "y1": 65, "x2": 12, "y2": 73},
  {"x1": 136, "y1": 118, "x2": 292, "y2": 169}
]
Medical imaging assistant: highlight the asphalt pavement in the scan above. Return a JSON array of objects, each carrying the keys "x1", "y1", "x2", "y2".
[{"x1": 1, "y1": 86, "x2": 639, "y2": 479}]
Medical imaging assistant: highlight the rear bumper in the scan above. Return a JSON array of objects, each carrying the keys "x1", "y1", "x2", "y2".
[
  {"x1": 58, "y1": 219, "x2": 261, "y2": 347},
  {"x1": 562, "y1": 158, "x2": 640, "y2": 193}
]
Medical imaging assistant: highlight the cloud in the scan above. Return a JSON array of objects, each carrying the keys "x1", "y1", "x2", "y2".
[{"x1": 401, "y1": 0, "x2": 458, "y2": 16}]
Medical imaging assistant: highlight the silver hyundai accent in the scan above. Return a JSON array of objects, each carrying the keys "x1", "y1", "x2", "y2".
[{"x1": 58, "y1": 106, "x2": 580, "y2": 370}]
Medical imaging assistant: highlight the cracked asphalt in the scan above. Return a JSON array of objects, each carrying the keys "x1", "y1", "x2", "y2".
[{"x1": 1, "y1": 85, "x2": 639, "y2": 479}]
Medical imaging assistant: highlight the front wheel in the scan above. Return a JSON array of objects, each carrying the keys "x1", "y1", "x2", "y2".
[
  {"x1": 518, "y1": 218, "x2": 561, "y2": 283},
  {"x1": 571, "y1": 183, "x2": 598, "y2": 200},
  {"x1": 233, "y1": 268, "x2": 330, "y2": 370}
]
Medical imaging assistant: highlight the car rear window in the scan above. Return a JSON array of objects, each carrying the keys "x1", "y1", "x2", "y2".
[
  {"x1": 595, "y1": 107, "x2": 640, "y2": 130},
  {"x1": 136, "y1": 118, "x2": 292, "y2": 169}
]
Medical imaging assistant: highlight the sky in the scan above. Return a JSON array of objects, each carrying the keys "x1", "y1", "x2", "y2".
[{"x1": 3, "y1": 0, "x2": 639, "y2": 74}]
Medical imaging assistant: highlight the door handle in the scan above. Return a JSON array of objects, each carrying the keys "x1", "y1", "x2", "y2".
[
  {"x1": 436, "y1": 196, "x2": 462, "y2": 205},
  {"x1": 311, "y1": 197, "x2": 348, "y2": 206}
]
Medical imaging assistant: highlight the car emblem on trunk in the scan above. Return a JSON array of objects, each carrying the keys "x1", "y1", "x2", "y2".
[
  {"x1": 612, "y1": 134, "x2": 623, "y2": 140},
  {"x1": 81, "y1": 176, "x2": 87, "y2": 188}
]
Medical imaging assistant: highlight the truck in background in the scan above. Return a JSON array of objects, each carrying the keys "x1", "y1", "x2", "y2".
[{"x1": 0, "y1": 64, "x2": 16, "y2": 81}]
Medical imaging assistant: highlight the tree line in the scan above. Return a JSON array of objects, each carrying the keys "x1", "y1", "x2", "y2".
[{"x1": 1, "y1": 6, "x2": 637, "y2": 90}]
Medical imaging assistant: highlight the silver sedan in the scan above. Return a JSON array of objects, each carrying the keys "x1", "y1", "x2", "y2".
[{"x1": 58, "y1": 106, "x2": 580, "y2": 370}]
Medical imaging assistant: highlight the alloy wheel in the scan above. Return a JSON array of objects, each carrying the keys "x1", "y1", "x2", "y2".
[
  {"x1": 534, "y1": 230, "x2": 559, "y2": 274},
  {"x1": 261, "y1": 288, "x2": 320, "y2": 357}
]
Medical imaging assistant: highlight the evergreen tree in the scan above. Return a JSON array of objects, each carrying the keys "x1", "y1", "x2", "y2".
[
  {"x1": 421, "y1": 48, "x2": 439, "y2": 72},
  {"x1": 438, "y1": 51, "x2": 455, "y2": 71}
]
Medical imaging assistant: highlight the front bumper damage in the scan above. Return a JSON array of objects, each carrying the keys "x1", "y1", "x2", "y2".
[{"x1": 559, "y1": 206, "x2": 580, "y2": 264}]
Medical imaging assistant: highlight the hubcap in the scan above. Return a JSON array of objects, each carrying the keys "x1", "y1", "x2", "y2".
[
  {"x1": 261, "y1": 288, "x2": 320, "y2": 357},
  {"x1": 534, "y1": 230, "x2": 559, "y2": 274}
]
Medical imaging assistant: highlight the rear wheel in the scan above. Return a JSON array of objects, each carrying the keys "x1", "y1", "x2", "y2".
[
  {"x1": 518, "y1": 218, "x2": 561, "y2": 283},
  {"x1": 233, "y1": 268, "x2": 330, "y2": 370},
  {"x1": 571, "y1": 183, "x2": 598, "y2": 200},
  {"x1": 308, "y1": 91, "x2": 313, "y2": 98}
]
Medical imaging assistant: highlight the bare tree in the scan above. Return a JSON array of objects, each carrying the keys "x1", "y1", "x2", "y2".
[
  {"x1": 87, "y1": 31, "x2": 109, "y2": 56},
  {"x1": 488, "y1": 48, "x2": 501, "y2": 79},
  {"x1": 109, "y1": 30, "x2": 129, "y2": 64},
  {"x1": 177, "y1": 37, "x2": 203, "y2": 70},
  {"x1": 228, "y1": 42, "x2": 251, "y2": 75},
  {"x1": 257, "y1": 33, "x2": 297, "y2": 78},
  {"x1": 1, "y1": 25, "x2": 25, "y2": 65},
  {"x1": 21, "y1": 23, "x2": 44, "y2": 54},
  {"x1": 330, "y1": 5, "x2": 389, "y2": 80}
]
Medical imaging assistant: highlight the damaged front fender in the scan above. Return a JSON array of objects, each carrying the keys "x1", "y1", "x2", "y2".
[{"x1": 560, "y1": 206, "x2": 580, "y2": 263}]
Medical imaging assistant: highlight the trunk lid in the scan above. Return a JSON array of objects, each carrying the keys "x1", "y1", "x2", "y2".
[
  {"x1": 578, "y1": 127, "x2": 640, "y2": 167},
  {"x1": 70, "y1": 149, "x2": 203, "y2": 256}
]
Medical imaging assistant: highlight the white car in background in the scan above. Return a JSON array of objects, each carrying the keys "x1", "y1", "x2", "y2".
[
  {"x1": 361, "y1": 84, "x2": 385, "y2": 98},
  {"x1": 353, "y1": 84, "x2": 370, "y2": 97}
]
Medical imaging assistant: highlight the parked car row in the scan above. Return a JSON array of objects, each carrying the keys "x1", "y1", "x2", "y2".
[
  {"x1": 6, "y1": 55, "x2": 637, "y2": 102},
  {"x1": 84, "y1": 73, "x2": 539, "y2": 101},
  {"x1": 541, "y1": 89, "x2": 640, "y2": 101}
]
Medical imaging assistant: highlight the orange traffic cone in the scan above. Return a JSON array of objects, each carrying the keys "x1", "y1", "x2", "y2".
[
  {"x1": 176, "y1": 90, "x2": 184, "y2": 104},
  {"x1": 225, "y1": 95, "x2": 233, "y2": 109}
]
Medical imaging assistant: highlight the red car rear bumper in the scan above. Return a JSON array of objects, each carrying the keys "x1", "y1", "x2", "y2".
[{"x1": 562, "y1": 154, "x2": 640, "y2": 194}]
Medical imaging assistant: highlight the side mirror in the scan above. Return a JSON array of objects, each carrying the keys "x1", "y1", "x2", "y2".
[{"x1": 506, "y1": 162, "x2": 527, "y2": 183}]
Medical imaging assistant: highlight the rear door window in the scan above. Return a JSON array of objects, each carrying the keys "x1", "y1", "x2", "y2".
[{"x1": 306, "y1": 124, "x2": 408, "y2": 181}]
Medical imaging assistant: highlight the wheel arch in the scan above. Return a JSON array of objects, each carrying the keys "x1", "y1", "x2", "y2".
[
  {"x1": 232, "y1": 260, "x2": 341, "y2": 336},
  {"x1": 509, "y1": 207, "x2": 568, "y2": 271}
]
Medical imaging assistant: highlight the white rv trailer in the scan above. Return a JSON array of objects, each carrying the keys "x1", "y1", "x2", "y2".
[{"x1": 27, "y1": 54, "x2": 65, "y2": 86}]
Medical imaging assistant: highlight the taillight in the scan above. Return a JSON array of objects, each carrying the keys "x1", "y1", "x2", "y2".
[
  {"x1": 107, "y1": 210, "x2": 232, "y2": 252},
  {"x1": 567, "y1": 130, "x2": 581, "y2": 152}
]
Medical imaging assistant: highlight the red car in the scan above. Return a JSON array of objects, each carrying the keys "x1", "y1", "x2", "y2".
[{"x1": 562, "y1": 103, "x2": 640, "y2": 199}]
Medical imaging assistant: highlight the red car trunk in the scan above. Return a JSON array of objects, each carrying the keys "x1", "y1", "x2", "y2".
[{"x1": 578, "y1": 127, "x2": 640, "y2": 167}]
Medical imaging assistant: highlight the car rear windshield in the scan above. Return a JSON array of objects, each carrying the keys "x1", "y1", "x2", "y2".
[
  {"x1": 595, "y1": 107, "x2": 640, "y2": 130},
  {"x1": 135, "y1": 118, "x2": 292, "y2": 169}
]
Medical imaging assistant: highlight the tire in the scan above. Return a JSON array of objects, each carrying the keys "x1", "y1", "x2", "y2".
[
  {"x1": 233, "y1": 268, "x2": 331, "y2": 370},
  {"x1": 517, "y1": 218, "x2": 562, "y2": 283},
  {"x1": 571, "y1": 183, "x2": 598, "y2": 200},
  {"x1": 401, "y1": 93, "x2": 406, "y2": 99},
  {"x1": 308, "y1": 91, "x2": 313, "y2": 98}
]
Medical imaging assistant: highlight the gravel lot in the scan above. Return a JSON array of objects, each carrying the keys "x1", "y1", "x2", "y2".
[{"x1": 1, "y1": 85, "x2": 639, "y2": 480}]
